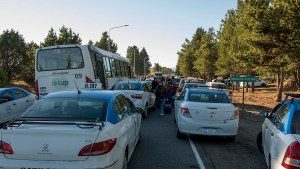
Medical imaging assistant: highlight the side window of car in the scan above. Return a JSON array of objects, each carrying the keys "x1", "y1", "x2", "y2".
[
  {"x1": 114, "y1": 95, "x2": 128, "y2": 119},
  {"x1": 13, "y1": 89, "x2": 26, "y2": 100},
  {"x1": 143, "y1": 84, "x2": 150, "y2": 92},
  {"x1": 180, "y1": 90, "x2": 186, "y2": 101},
  {"x1": 273, "y1": 104, "x2": 289, "y2": 128},
  {"x1": 124, "y1": 97, "x2": 135, "y2": 115},
  {"x1": 0, "y1": 91, "x2": 13, "y2": 103},
  {"x1": 268, "y1": 103, "x2": 282, "y2": 119}
]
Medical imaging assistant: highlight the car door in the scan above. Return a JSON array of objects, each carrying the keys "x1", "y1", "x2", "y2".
[
  {"x1": 143, "y1": 84, "x2": 155, "y2": 108},
  {"x1": 264, "y1": 103, "x2": 289, "y2": 158},
  {"x1": 0, "y1": 90, "x2": 15, "y2": 123},
  {"x1": 11, "y1": 89, "x2": 30, "y2": 115},
  {"x1": 114, "y1": 95, "x2": 136, "y2": 154},
  {"x1": 124, "y1": 96, "x2": 141, "y2": 156},
  {"x1": 175, "y1": 89, "x2": 187, "y2": 121}
]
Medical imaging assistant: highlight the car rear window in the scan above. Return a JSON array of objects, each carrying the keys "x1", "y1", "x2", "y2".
[
  {"x1": 188, "y1": 93, "x2": 229, "y2": 103},
  {"x1": 22, "y1": 98, "x2": 107, "y2": 121},
  {"x1": 291, "y1": 110, "x2": 300, "y2": 134},
  {"x1": 114, "y1": 83, "x2": 140, "y2": 90}
]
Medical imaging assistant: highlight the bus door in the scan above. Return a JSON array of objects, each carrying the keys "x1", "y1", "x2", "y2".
[{"x1": 96, "y1": 58, "x2": 107, "y2": 89}]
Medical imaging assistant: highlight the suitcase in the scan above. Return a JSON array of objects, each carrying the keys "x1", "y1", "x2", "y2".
[{"x1": 163, "y1": 101, "x2": 172, "y2": 114}]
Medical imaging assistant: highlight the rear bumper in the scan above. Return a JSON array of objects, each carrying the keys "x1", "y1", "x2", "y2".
[
  {"x1": 0, "y1": 159, "x2": 119, "y2": 169},
  {"x1": 177, "y1": 115, "x2": 239, "y2": 136}
]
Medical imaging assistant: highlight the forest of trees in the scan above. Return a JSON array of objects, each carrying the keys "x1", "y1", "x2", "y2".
[{"x1": 175, "y1": 0, "x2": 300, "y2": 101}]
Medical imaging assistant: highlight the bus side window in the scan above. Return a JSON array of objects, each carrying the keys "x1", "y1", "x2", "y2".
[
  {"x1": 104, "y1": 57, "x2": 112, "y2": 77},
  {"x1": 110, "y1": 58, "x2": 116, "y2": 77},
  {"x1": 91, "y1": 53, "x2": 99, "y2": 79}
]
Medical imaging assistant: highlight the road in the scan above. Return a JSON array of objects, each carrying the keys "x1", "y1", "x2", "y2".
[{"x1": 128, "y1": 108, "x2": 267, "y2": 169}]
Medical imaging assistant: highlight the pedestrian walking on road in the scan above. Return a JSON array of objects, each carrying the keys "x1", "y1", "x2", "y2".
[{"x1": 155, "y1": 83, "x2": 167, "y2": 117}]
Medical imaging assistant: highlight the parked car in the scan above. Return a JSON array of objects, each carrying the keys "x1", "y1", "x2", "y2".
[
  {"x1": 0, "y1": 90, "x2": 142, "y2": 169},
  {"x1": 257, "y1": 93, "x2": 300, "y2": 169},
  {"x1": 111, "y1": 81, "x2": 156, "y2": 118},
  {"x1": 0, "y1": 87, "x2": 36, "y2": 124},
  {"x1": 179, "y1": 82, "x2": 208, "y2": 93},
  {"x1": 174, "y1": 88, "x2": 239, "y2": 141},
  {"x1": 240, "y1": 79, "x2": 267, "y2": 87},
  {"x1": 206, "y1": 82, "x2": 232, "y2": 100}
]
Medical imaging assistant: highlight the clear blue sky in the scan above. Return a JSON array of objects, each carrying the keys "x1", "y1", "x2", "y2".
[{"x1": 0, "y1": 0, "x2": 237, "y2": 68}]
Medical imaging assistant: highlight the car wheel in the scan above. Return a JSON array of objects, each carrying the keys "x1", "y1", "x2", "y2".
[
  {"x1": 256, "y1": 132, "x2": 264, "y2": 153},
  {"x1": 261, "y1": 83, "x2": 266, "y2": 87},
  {"x1": 268, "y1": 155, "x2": 271, "y2": 169},
  {"x1": 174, "y1": 115, "x2": 176, "y2": 123},
  {"x1": 226, "y1": 136, "x2": 235, "y2": 142},
  {"x1": 142, "y1": 104, "x2": 148, "y2": 119},
  {"x1": 176, "y1": 129, "x2": 184, "y2": 139},
  {"x1": 137, "y1": 130, "x2": 141, "y2": 145},
  {"x1": 122, "y1": 152, "x2": 128, "y2": 169}
]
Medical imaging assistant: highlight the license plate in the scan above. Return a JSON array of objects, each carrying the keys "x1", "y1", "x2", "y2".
[{"x1": 202, "y1": 128, "x2": 219, "y2": 133}]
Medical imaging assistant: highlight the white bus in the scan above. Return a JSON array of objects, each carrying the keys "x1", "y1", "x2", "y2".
[{"x1": 35, "y1": 45, "x2": 132, "y2": 98}]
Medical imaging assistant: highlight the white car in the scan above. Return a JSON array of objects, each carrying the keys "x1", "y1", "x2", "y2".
[
  {"x1": 206, "y1": 82, "x2": 232, "y2": 101},
  {"x1": 0, "y1": 87, "x2": 35, "y2": 124},
  {"x1": 257, "y1": 94, "x2": 300, "y2": 169},
  {"x1": 0, "y1": 90, "x2": 142, "y2": 169},
  {"x1": 111, "y1": 81, "x2": 156, "y2": 118},
  {"x1": 174, "y1": 88, "x2": 239, "y2": 141},
  {"x1": 240, "y1": 79, "x2": 267, "y2": 87}
]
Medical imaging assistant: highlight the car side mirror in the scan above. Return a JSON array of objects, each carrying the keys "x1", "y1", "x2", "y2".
[
  {"x1": 258, "y1": 112, "x2": 268, "y2": 118},
  {"x1": 135, "y1": 107, "x2": 145, "y2": 114}
]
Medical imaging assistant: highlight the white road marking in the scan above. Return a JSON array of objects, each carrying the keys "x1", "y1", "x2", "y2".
[{"x1": 188, "y1": 135, "x2": 206, "y2": 169}]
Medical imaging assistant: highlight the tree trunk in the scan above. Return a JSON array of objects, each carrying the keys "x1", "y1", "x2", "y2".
[
  {"x1": 251, "y1": 82, "x2": 254, "y2": 93},
  {"x1": 293, "y1": 67, "x2": 300, "y2": 91},
  {"x1": 276, "y1": 68, "x2": 284, "y2": 102}
]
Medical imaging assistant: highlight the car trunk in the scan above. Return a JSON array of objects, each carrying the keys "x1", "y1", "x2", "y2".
[
  {"x1": 115, "y1": 90, "x2": 143, "y2": 103},
  {"x1": 186, "y1": 102, "x2": 236, "y2": 124},
  {"x1": 1, "y1": 124, "x2": 100, "y2": 161}
]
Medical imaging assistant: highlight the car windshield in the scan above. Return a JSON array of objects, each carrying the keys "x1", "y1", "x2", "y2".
[
  {"x1": 185, "y1": 83, "x2": 207, "y2": 89},
  {"x1": 188, "y1": 92, "x2": 229, "y2": 103},
  {"x1": 22, "y1": 98, "x2": 107, "y2": 121},
  {"x1": 114, "y1": 83, "x2": 140, "y2": 90}
]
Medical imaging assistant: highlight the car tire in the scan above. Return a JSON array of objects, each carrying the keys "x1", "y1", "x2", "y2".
[
  {"x1": 261, "y1": 83, "x2": 266, "y2": 87},
  {"x1": 122, "y1": 152, "x2": 128, "y2": 169},
  {"x1": 256, "y1": 132, "x2": 264, "y2": 154},
  {"x1": 176, "y1": 129, "x2": 184, "y2": 139},
  {"x1": 142, "y1": 104, "x2": 148, "y2": 119},
  {"x1": 268, "y1": 155, "x2": 271, "y2": 169},
  {"x1": 226, "y1": 136, "x2": 235, "y2": 142},
  {"x1": 174, "y1": 115, "x2": 176, "y2": 124},
  {"x1": 137, "y1": 130, "x2": 141, "y2": 145}
]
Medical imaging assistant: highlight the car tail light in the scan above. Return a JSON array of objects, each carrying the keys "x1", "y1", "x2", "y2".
[
  {"x1": 282, "y1": 142, "x2": 300, "y2": 169},
  {"x1": 0, "y1": 141, "x2": 13, "y2": 154},
  {"x1": 230, "y1": 110, "x2": 239, "y2": 120},
  {"x1": 78, "y1": 138, "x2": 117, "y2": 156},
  {"x1": 131, "y1": 94, "x2": 143, "y2": 99},
  {"x1": 35, "y1": 79, "x2": 39, "y2": 100},
  {"x1": 181, "y1": 107, "x2": 192, "y2": 118}
]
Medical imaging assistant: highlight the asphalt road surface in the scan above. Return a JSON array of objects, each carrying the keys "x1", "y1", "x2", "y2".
[{"x1": 128, "y1": 108, "x2": 267, "y2": 169}]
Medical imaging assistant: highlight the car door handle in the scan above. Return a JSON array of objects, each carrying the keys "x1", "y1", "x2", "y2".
[
  {"x1": 13, "y1": 103, "x2": 16, "y2": 106},
  {"x1": 26, "y1": 100, "x2": 29, "y2": 102},
  {"x1": 271, "y1": 133, "x2": 274, "y2": 136}
]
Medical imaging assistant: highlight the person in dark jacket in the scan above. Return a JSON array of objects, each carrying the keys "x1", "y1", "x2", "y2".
[{"x1": 155, "y1": 83, "x2": 167, "y2": 117}]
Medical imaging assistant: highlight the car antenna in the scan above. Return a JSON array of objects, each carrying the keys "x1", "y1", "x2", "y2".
[{"x1": 74, "y1": 80, "x2": 81, "y2": 95}]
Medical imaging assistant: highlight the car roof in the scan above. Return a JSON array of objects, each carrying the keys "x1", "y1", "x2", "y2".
[
  {"x1": 188, "y1": 88, "x2": 226, "y2": 95},
  {"x1": 44, "y1": 90, "x2": 121, "y2": 100},
  {"x1": 116, "y1": 81, "x2": 144, "y2": 84},
  {"x1": 0, "y1": 87, "x2": 26, "y2": 93}
]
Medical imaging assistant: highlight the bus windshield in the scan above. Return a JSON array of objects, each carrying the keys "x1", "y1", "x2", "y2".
[{"x1": 37, "y1": 47, "x2": 84, "y2": 71}]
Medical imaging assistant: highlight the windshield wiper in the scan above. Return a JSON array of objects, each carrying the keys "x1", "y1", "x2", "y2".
[{"x1": 75, "y1": 118, "x2": 105, "y2": 130}]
